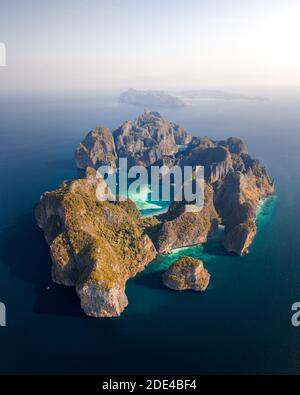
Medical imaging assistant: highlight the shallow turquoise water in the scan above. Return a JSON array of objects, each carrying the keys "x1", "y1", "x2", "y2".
[
  {"x1": 0, "y1": 91, "x2": 300, "y2": 374},
  {"x1": 126, "y1": 196, "x2": 277, "y2": 315}
]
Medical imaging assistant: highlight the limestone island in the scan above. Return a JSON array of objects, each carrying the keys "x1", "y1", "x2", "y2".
[
  {"x1": 36, "y1": 110, "x2": 274, "y2": 317},
  {"x1": 118, "y1": 88, "x2": 185, "y2": 108}
]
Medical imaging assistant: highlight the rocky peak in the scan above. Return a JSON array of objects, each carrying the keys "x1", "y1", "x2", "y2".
[
  {"x1": 75, "y1": 112, "x2": 194, "y2": 169},
  {"x1": 75, "y1": 126, "x2": 117, "y2": 170},
  {"x1": 154, "y1": 183, "x2": 219, "y2": 254},
  {"x1": 219, "y1": 137, "x2": 248, "y2": 155},
  {"x1": 113, "y1": 111, "x2": 179, "y2": 166}
]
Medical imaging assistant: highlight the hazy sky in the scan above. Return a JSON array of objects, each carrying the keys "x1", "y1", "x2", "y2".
[{"x1": 0, "y1": 0, "x2": 300, "y2": 91}]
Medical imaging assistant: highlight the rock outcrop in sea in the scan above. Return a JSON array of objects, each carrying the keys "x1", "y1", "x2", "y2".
[
  {"x1": 178, "y1": 89, "x2": 268, "y2": 101},
  {"x1": 75, "y1": 110, "x2": 192, "y2": 168},
  {"x1": 37, "y1": 110, "x2": 274, "y2": 317},
  {"x1": 162, "y1": 256, "x2": 210, "y2": 291}
]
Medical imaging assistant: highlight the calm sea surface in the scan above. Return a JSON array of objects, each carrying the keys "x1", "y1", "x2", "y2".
[{"x1": 0, "y1": 90, "x2": 300, "y2": 373}]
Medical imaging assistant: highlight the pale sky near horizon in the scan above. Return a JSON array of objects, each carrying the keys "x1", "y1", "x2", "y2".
[{"x1": 0, "y1": 0, "x2": 300, "y2": 92}]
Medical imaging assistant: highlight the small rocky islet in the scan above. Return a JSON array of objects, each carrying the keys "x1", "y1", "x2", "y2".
[
  {"x1": 36, "y1": 110, "x2": 274, "y2": 317},
  {"x1": 162, "y1": 257, "x2": 210, "y2": 292}
]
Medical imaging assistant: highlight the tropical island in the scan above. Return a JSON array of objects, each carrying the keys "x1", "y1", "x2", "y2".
[
  {"x1": 35, "y1": 110, "x2": 274, "y2": 317},
  {"x1": 118, "y1": 89, "x2": 268, "y2": 108}
]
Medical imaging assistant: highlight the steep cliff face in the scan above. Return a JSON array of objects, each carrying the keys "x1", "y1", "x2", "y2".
[
  {"x1": 214, "y1": 161, "x2": 274, "y2": 255},
  {"x1": 188, "y1": 136, "x2": 216, "y2": 150},
  {"x1": 35, "y1": 168, "x2": 157, "y2": 317},
  {"x1": 75, "y1": 127, "x2": 117, "y2": 170},
  {"x1": 162, "y1": 256, "x2": 210, "y2": 291},
  {"x1": 113, "y1": 110, "x2": 179, "y2": 166},
  {"x1": 219, "y1": 137, "x2": 248, "y2": 155},
  {"x1": 154, "y1": 184, "x2": 219, "y2": 254},
  {"x1": 222, "y1": 220, "x2": 257, "y2": 256},
  {"x1": 75, "y1": 111, "x2": 192, "y2": 169},
  {"x1": 177, "y1": 133, "x2": 274, "y2": 255},
  {"x1": 172, "y1": 123, "x2": 192, "y2": 145}
]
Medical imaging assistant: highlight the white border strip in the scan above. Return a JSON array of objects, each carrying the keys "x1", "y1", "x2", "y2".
[{"x1": 0, "y1": 43, "x2": 6, "y2": 67}]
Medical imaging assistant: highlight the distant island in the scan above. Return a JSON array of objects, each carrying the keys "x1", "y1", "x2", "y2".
[
  {"x1": 36, "y1": 110, "x2": 274, "y2": 318},
  {"x1": 118, "y1": 88, "x2": 185, "y2": 108},
  {"x1": 178, "y1": 90, "x2": 269, "y2": 101},
  {"x1": 118, "y1": 88, "x2": 268, "y2": 107}
]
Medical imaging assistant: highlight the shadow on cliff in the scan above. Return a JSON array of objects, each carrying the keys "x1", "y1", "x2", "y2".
[
  {"x1": 46, "y1": 159, "x2": 75, "y2": 170},
  {"x1": 0, "y1": 212, "x2": 84, "y2": 317}
]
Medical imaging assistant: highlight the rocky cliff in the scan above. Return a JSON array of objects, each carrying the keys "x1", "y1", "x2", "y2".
[
  {"x1": 113, "y1": 110, "x2": 179, "y2": 166},
  {"x1": 180, "y1": 145, "x2": 233, "y2": 183},
  {"x1": 179, "y1": 136, "x2": 249, "y2": 183},
  {"x1": 175, "y1": 133, "x2": 274, "y2": 255},
  {"x1": 75, "y1": 110, "x2": 192, "y2": 168},
  {"x1": 75, "y1": 127, "x2": 117, "y2": 170},
  {"x1": 154, "y1": 184, "x2": 219, "y2": 254},
  {"x1": 118, "y1": 88, "x2": 185, "y2": 108},
  {"x1": 214, "y1": 161, "x2": 274, "y2": 255},
  {"x1": 172, "y1": 123, "x2": 192, "y2": 145},
  {"x1": 35, "y1": 168, "x2": 157, "y2": 317}
]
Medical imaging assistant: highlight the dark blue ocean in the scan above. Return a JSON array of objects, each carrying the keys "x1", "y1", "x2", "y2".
[{"x1": 0, "y1": 90, "x2": 300, "y2": 374}]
